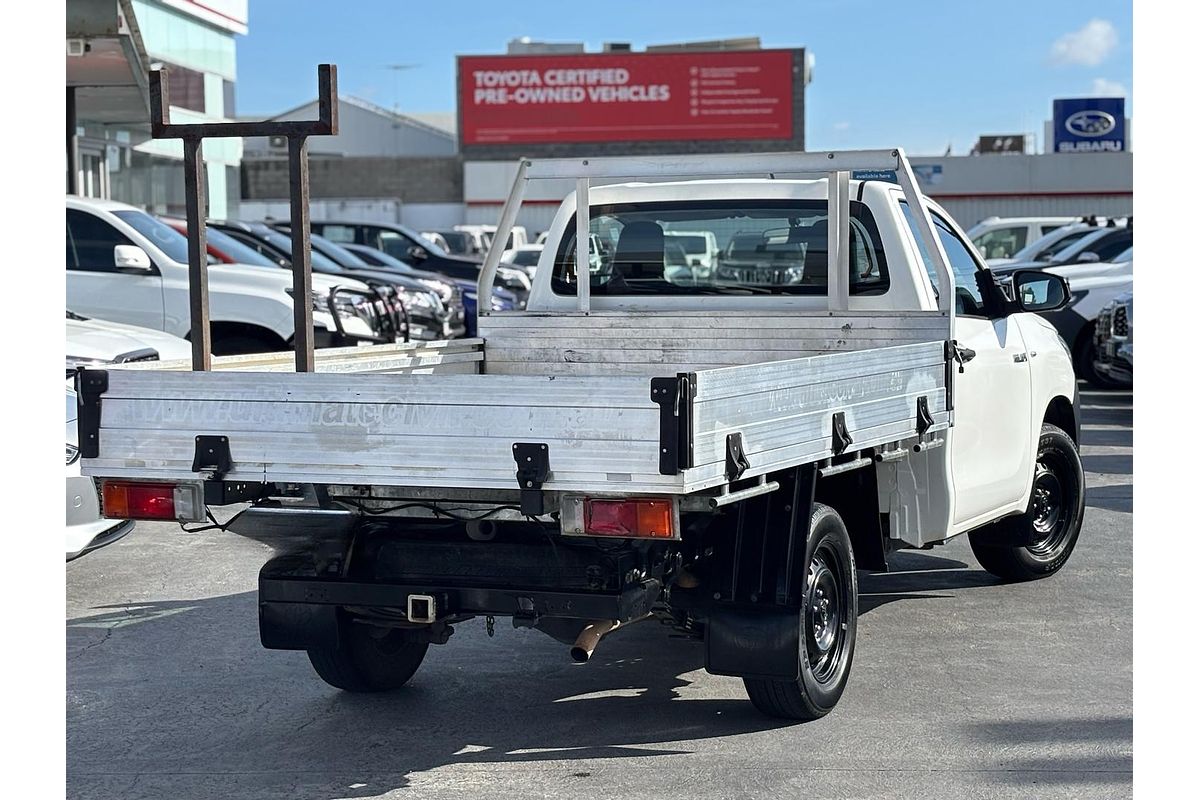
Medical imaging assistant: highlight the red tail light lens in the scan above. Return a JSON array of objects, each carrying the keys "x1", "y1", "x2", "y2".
[
  {"x1": 102, "y1": 481, "x2": 177, "y2": 521},
  {"x1": 583, "y1": 498, "x2": 675, "y2": 539}
]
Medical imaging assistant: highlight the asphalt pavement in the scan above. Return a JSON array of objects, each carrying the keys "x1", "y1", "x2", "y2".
[{"x1": 66, "y1": 386, "x2": 1132, "y2": 799}]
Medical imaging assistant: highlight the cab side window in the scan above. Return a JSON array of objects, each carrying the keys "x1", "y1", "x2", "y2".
[
  {"x1": 67, "y1": 209, "x2": 133, "y2": 272},
  {"x1": 900, "y1": 203, "x2": 988, "y2": 317},
  {"x1": 318, "y1": 224, "x2": 357, "y2": 244}
]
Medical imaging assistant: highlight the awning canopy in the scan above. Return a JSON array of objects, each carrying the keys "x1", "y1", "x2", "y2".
[{"x1": 66, "y1": 0, "x2": 151, "y2": 128}]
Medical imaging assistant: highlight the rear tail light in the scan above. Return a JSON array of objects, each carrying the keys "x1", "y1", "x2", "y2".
[
  {"x1": 101, "y1": 481, "x2": 205, "y2": 522},
  {"x1": 561, "y1": 495, "x2": 678, "y2": 539}
]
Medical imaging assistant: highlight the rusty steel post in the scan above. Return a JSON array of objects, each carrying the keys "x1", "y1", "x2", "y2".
[
  {"x1": 288, "y1": 135, "x2": 315, "y2": 371},
  {"x1": 149, "y1": 64, "x2": 338, "y2": 372},
  {"x1": 182, "y1": 137, "x2": 212, "y2": 370}
]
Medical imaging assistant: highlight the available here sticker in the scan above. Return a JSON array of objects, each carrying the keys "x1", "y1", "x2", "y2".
[{"x1": 458, "y1": 50, "x2": 794, "y2": 145}]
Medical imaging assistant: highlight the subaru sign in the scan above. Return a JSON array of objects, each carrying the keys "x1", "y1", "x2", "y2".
[{"x1": 1053, "y1": 97, "x2": 1126, "y2": 153}]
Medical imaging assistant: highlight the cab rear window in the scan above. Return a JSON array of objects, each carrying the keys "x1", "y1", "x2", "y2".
[{"x1": 551, "y1": 199, "x2": 889, "y2": 296}]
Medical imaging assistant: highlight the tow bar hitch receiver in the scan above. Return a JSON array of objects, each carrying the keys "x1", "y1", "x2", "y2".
[{"x1": 407, "y1": 594, "x2": 437, "y2": 624}]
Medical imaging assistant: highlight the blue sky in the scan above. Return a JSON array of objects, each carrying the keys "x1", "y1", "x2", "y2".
[{"x1": 235, "y1": 0, "x2": 1132, "y2": 155}]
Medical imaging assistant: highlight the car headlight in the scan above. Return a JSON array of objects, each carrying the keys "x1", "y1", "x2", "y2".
[
  {"x1": 286, "y1": 288, "x2": 333, "y2": 313},
  {"x1": 417, "y1": 279, "x2": 453, "y2": 303},
  {"x1": 403, "y1": 290, "x2": 436, "y2": 310},
  {"x1": 497, "y1": 267, "x2": 531, "y2": 291},
  {"x1": 333, "y1": 293, "x2": 373, "y2": 319},
  {"x1": 66, "y1": 442, "x2": 80, "y2": 465}
]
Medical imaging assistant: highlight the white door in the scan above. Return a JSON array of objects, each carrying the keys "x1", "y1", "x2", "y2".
[
  {"x1": 950, "y1": 315, "x2": 1034, "y2": 526},
  {"x1": 900, "y1": 203, "x2": 1035, "y2": 529},
  {"x1": 67, "y1": 209, "x2": 165, "y2": 331}
]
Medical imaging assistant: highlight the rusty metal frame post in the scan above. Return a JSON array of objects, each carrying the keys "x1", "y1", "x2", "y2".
[
  {"x1": 287, "y1": 136, "x2": 314, "y2": 369},
  {"x1": 150, "y1": 64, "x2": 339, "y2": 372},
  {"x1": 182, "y1": 137, "x2": 211, "y2": 370}
]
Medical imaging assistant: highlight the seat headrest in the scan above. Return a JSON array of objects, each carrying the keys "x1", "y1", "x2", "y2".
[{"x1": 612, "y1": 221, "x2": 666, "y2": 280}]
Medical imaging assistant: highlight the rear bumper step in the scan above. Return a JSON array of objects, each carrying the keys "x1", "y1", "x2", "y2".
[{"x1": 258, "y1": 575, "x2": 661, "y2": 650}]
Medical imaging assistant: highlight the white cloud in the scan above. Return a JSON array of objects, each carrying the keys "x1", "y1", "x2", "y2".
[
  {"x1": 1050, "y1": 19, "x2": 1118, "y2": 67},
  {"x1": 1090, "y1": 78, "x2": 1127, "y2": 97},
  {"x1": 833, "y1": 121, "x2": 851, "y2": 132}
]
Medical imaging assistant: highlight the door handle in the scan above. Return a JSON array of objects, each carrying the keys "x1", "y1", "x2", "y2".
[{"x1": 1013, "y1": 352, "x2": 1029, "y2": 363}]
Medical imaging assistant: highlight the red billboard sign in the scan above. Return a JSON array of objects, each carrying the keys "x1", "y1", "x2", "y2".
[{"x1": 459, "y1": 50, "x2": 794, "y2": 145}]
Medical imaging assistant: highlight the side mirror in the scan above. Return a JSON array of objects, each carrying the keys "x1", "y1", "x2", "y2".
[
  {"x1": 1011, "y1": 270, "x2": 1070, "y2": 313},
  {"x1": 1076, "y1": 251, "x2": 1101, "y2": 263},
  {"x1": 113, "y1": 244, "x2": 153, "y2": 273},
  {"x1": 407, "y1": 245, "x2": 428, "y2": 262}
]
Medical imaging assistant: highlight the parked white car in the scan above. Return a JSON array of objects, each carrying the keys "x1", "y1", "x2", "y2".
[
  {"x1": 988, "y1": 222, "x2": 1099, "y2": 268},
  {"x1": 67, "y1": 386, "x2": 132, "y2": 560},
  {"x1": 1040, "y1": 247, "x2": 1133, "y2": 387},
  {"x1": 664, "y1": 230, "x2": 720, "y2": 276},
  {"x1": 968, "y1": 216, "x2": 1079, "y2": 261},
  {"x1": 66, "y1": 197, "x2": 383, "y2": 355},
  {"x1": 66, "y1": 310, "x2": 191, "y2": 376},
  {"x1": 500, "y1": 243, "x2": 544, "y2": 276}
]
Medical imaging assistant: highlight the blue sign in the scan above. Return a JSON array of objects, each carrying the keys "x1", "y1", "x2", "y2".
[
  {"x1": 1053, "y1": 97, "x2": 1126, "y2": 153},
  {"x1": 851, "y1": 169, "x2": 897, "y2": 182}
]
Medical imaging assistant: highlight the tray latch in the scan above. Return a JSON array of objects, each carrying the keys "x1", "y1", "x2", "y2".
[{"x1": 513, "y1": 442, "x2": 551, "y2": 516}]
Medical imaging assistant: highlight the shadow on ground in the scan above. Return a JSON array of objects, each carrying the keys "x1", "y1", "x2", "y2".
[
  {"x1": 964, "y1": 716, "x2": 1132, "y2": 786},
  {"x1": 67, "y1": 550, "x2": 1006, "y2": 799}
]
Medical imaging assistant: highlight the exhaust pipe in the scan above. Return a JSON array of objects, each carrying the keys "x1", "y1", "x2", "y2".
[{"x1": 570, "y1": 619, "x2": 619, "y2": 663}]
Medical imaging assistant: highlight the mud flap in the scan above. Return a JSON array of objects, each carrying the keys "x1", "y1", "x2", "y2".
[
  {"x1": 259, "y1": 601, "x2": 340, "y2": 650},
  {"x1": 705, "y1": 606, "x2": 801, "y2": 681}
]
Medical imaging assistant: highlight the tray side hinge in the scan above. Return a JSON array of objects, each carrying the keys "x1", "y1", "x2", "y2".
[
  {"x1": 831, "y1": 411, "x2": 853, "y2": 456},
  {"x1": 725, "y1": 432, "x2": 751, "y2": 480},
  {"x1": 75, "y1": 368, "x2": 109, "y2": 459},
  {"x1": 513, "y1": 442, "x2": 551, "y2": 516},
  {"x1": 915, "y1": 395, "x2": 935, "y2": 437},
  {"x1": 192, "y1": 435, "x2": 233, "y2": 479}
]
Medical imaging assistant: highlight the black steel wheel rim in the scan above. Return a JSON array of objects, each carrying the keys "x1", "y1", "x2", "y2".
[
  {"x1": 1027, "y1": 453, "x2": 1074, "y2": 557},
  {"x1": 805, "y1": 541, "x2": 849, "y2": 684}
]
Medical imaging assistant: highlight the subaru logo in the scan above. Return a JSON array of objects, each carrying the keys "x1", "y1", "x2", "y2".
[{"x1": 1065, "y1": 110, "x2": 1116, "y2": 138}]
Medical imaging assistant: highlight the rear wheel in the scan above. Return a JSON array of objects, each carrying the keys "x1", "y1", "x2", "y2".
[
  {"x1": 969, "y1": 423, "x2": 1085, "y2": 581},
  {"x1": 307, "y1": 616, "x2": 429, "y2": 693},
  {"x1": 743, "y1": 503, "x2": 858, "y2": 720}
]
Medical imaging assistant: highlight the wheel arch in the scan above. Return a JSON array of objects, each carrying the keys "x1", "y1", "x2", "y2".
[
  {"x1": 814, "y1": 465, "x2": 888, "y2": 572},
  {"x1": 1043, "y1": 391, "x2": 1080, "y2": 445},
  {"x1": 194, "y1": 321, "x2": 289, "y2": 352}
]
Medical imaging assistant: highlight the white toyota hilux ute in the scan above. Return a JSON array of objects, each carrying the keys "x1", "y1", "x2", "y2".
[
  {"x1": 77, "y1": 150, "x2": 1083, "y2": 721},
  {"x1": 66, "y1": 196, "x2": 388, "y2": 354}
]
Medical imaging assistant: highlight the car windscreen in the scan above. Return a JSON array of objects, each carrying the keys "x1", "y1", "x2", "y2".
[
  {"x1": 1025, "y1": 228, "x2": 1093, "y2": 260},
  {"x1": 667, "y1": 234, "x2": 709, "y2": 254},
  {"x1": 1050, "y1": 229, "x2": 1113, "y2": 263},
  {"x1": 550, "y1": 199, "x2": 889, "y2": 296},
  {"x1": 309, "y1": 233, "x2": 371, "y2": 267},
  {"x1": 438, "y1": 232, "x2": 472, "y2": 253},
  {"x1": 114, "y1": 210, "x2": 191, "y2": 264},
  {"x1": 261, "y1": 230, "x2": 342, "y2": 271},
  {"x1": 201, "y1": 226, "x2": 278, "y2": 267},
  {"x1": 511, "y1": 249, "x2": 541, "y2": 266}
]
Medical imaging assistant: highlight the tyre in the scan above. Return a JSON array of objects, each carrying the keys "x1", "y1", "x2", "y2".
[
  {"x1": 743, "y1": 503, "x2": 858, "y2": 720},
  {"x1": 307, "y1": 616, "x2": 429, "y2": 693},
  {"x1": 969, "y1": 423, "x2": 1085, "y2": 581}
]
